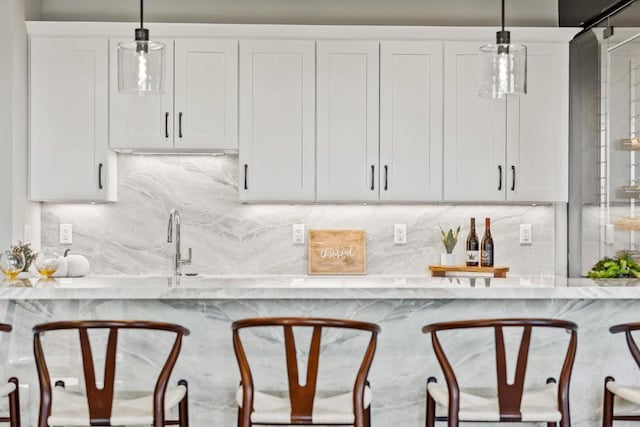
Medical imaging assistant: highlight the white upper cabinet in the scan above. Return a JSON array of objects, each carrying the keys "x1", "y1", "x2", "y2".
[
  {"x1": 174, "y1": 39, "x2": 238, "y2": 151},
  {"x1": 30, "y1": 37, "x2": 116, "y2": 202},
  {"x1": 109, "y1": 38, "x2": 174, "y2": 151},
  {"x1": 110, "y1": 38, "x2": 238, "y2": 152},
  {"x1": 239, "y1": 40, "x2": 316, "y2": 202},
  {"x1": 443, "y1": 41, "x2": 569, "y2": 203},
  {"x1": 506, "y1": 43, "x2": 569, "y2": 202},
  {"x1": 443, "y1": 41, "x2": 507, "y2": 202},
  {"x1": 380, "y1": 41, "x2": 443, "y2": 202},
  {"x1": 316, "y1": 41, "x2": 380, "y2": 202}
]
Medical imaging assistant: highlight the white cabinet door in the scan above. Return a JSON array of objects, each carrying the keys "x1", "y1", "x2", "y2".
[
  {"x1": 30, "y1": 37, "x2": 116, "y2": 202},
  {"x1": 109, "y1": 38, "x2": 174, "y2": 151},
  {"x1": 506, "y1": 43, "x2": 569, "y2": 202},
  {"x1": 239, "y1": 40, "x2": 316, "y2": 201},
  {"x1": 174, "y1": 39, "x2": 238, "y2": 151},
  {"x1": 316, "y1": 41, "x2": 380, "y2": 202},
  {"x1": 380, "y1": 41, "x2": 443, "y2": 202},
  {"x1": 443, "y1": 42, "x2": 506, "y2": 202}
]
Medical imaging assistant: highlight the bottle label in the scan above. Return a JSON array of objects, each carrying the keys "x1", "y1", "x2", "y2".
[
  {"x1": 466, "y1": 250, "x2": 479, "y2": 265},
  {"x1": 481, "y1": 248, "x2": 494, "y2": 267}
]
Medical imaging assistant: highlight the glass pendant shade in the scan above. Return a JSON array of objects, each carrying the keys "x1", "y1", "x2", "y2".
[
  {"x1": 479, "y1": 43, "x2": 527, "y2": 98},
  {"x1": 118, "y1": 40, "x2": 165, "y2": 95}
]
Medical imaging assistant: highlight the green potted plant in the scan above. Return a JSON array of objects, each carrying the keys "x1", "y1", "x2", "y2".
[
  {"x1": 588, "y1": 250, "x2": 640, "y2": 285},
  {"x1": 10, "y1": 241, "x2": 36, "y2": 273},
  {"x1": 439, "y1": 225, "x2": 461, "y2": 266}
]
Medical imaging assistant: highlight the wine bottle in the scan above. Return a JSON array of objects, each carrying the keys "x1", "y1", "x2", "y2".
[
  {"x1": 481, "y1": 217, "x2": 494, "y2": 267},
  {"x1": 466, "y1": 218, "x2": 479, "y2": 267}
]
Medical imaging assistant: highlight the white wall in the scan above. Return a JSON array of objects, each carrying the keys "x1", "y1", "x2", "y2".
[
  {"x1": 40, "y1": 0, "x2": 559, "y2": 26},
  {"x1": 0, "y1": 0, "x2": 42, "y2": 251},
  {"x1": 0, "y1": 2, "x2": 14, "y2": 251}
]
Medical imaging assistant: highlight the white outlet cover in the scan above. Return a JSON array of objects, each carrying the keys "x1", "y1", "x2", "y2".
[
  {"x1": 519, "y1": 224, "x2": 532, "y2": 245},
  {"x1": 394, "y1": 224, "x2": 407, "y2": 245},
  {"x1": 292, "y1": 224, "x2": 305, "y2": 245},
  {"x1": 60, "y1": 224, "x2": 73, "y2": 245}
]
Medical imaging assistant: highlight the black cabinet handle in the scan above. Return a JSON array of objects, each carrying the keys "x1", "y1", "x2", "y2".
[
  {"x1": 98, "y1": 163, "x2": 103, "y2": 190},
  {"x1": 498, "y1": 165, "x2": 502, "y2": 191},
  {"x1": 178, "y1": 112, "x2": 183, "y2": 138},
  {"x1": 165, "y1": 112, "x2": 169, "y2": 138},
  {"x1": 384, "y1": 165, "x2": 388, "y2": 191},
  {"x1": 244, "y1": 164, "x2": 248, "y2": 190},
  {"x1": 511, "y1": 165, "x2": 516, "y2": 191},
  {"x1": 370, "y1": 165, "x2": 375, "y2": 191}
]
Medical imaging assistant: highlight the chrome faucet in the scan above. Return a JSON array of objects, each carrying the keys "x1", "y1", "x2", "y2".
[{"x1": 167, "y1": 208, "x2": 192, "y2": 276}]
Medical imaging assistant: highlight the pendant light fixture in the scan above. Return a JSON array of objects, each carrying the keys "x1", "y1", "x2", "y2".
[
  {"x1": 118, "y1": 0, "x2": 165, "y2": 95},
  {"x1": 479, "y1": 0, "x2": 527, "y2": 98}
]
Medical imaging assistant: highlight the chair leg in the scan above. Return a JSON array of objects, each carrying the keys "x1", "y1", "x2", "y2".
[
  {"x1": 8, "y1": 378, "x2": 19, "y2": 427},
  {"x1": 178, "y1": 380, "x2": 188, "y2": 427},
  {"x1": 603, "y1": 376, "x2": 615, "y2": 427},
  {"x1": 364, "y1": 404, "x2": 371, "y2": 427},
  {"x1": 426, "y1": 377, "x2": 436, "y2": 427},
  {"x1": 238, "y1": 406, "x2": 251, "y2": 427},
  {"x1": 547, "y1": 423, "x2": 558, "y2": 427}
]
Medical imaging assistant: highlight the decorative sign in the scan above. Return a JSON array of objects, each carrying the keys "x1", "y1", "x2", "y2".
[{"x1": 308, "y1": 230, "x2": 366, "y2": 275}]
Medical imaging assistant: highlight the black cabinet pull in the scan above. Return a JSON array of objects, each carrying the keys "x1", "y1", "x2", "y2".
[
  {"x1": 384, "y1": 165, "x2": 389, "y2": 191},
  {"x1": 244, "y1": 164, "x2": 248, "y2": 190},
  {"x1": 498, "y1": 165, "x2": 502, "y2": 191},
  {"x1": 511, "y1": 165, "x2": 516, "y2": 191},
  {"x1": 370, "y1": 165, "x2": 375, "y2": 191},
  {"x1": 178, "y1": 112, "x2": 183, "y2": 138},
  {"x1": 165, "y1": 112, "x2": 169, "y2": 138},
  {"x1": 98, "y1": 163, "x2": 103, "y2": 190}
]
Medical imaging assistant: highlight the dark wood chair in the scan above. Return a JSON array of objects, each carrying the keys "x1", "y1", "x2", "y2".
[
  {"x1": 603, "y1": 322, "x2": 640, "y2": 426},
  {"x1": 422, "y1": 318, "x2": 578, "y2": 427},
  {"x1": 0, "y1": 324, "x2": 20, "y2": 427},
  {"x1": 232, "y1": 317, "x2": 380, "y2": 427},
  {"x1": 33, "y1": 320, "x2": 190, "y2": 427}
]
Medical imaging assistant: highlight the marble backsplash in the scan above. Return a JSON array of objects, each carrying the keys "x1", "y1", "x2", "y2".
[{"x1": 41, "y1": 155, "x2": 557, "y2": 276}]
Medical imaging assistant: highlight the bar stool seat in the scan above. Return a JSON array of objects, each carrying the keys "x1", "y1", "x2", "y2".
[
  {"x1": 236, "y1": 385, "x2": 372, "y2": 424},
  {"x1": 427, "y1": 382, "x2": 561, "y2": 422},
  {"x1": 47, "y1": 384, "x2": 187, "y2": 426},
  {"x1": 607, "y1": 381, "x2": 640, "y2": 405}
]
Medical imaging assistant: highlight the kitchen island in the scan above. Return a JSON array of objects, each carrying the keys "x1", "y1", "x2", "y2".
[{"x1": 0, "y1": 275, "x2": 636, "y2": 426}]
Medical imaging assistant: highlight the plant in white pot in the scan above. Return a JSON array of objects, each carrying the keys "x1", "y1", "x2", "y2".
[{"x1": 439, "y1": 226, "x2": 461, "y2": 266}]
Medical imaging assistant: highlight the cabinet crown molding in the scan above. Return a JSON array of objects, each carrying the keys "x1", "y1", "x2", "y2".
[{"x1": 25, "y1": 21, "x2": 579, "y2": 42}]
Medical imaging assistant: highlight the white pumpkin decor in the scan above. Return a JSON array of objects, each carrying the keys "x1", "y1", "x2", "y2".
[{"x1": 52, "y1": 250, "x2": 90, "y2": 278}]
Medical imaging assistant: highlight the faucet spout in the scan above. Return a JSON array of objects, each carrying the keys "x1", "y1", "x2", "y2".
[{"x1": 167, "y1": 208, "x2": 191, "y2": 276}]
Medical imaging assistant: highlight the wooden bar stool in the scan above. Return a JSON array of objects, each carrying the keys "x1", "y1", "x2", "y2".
[
  {"x1": 603, "y1": 322, "x2": 640, "y2": 426},
  {"x1": 0, "y1": 324, "x2": 20, "y2": 427},
  {"x1": 33, "y1": 320, "x2": 190, "y2": 427},
  {"x1": 422, "y1": 318, "x2": 578, "y2": 427},
  {"x1": 232, "y1": 317, "x2": 380, "y2": 427}
]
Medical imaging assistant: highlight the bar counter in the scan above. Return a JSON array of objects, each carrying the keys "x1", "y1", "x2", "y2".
[{"x1": 0, "y1": 275, "x2": 637, "y2": 426}]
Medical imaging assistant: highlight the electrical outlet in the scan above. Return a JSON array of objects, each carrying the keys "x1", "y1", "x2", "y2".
[
  {"x1": 394, "y1": 224, "x2": 407, "y2": 245},
  {"x1": 292, "y1": 224, "x2": 305, "y2": 245},
  {"x1": 606, "y1": 224, "x2": 615, "y2": 245},
  {"x1": 519, "y1": 224, "x2": 532, "y2": 245},
  {"x1": 59, "y1": 224, "x2": 73, "y2": 245}
]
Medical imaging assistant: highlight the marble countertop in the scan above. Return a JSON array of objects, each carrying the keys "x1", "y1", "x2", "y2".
[{"x1": 0, "y1": 274, "x2": 638, "y2": 300}]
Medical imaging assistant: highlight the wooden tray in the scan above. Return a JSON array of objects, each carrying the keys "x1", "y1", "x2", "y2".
[{"x1": 428, "y1": 265, "x2": 510, "y2": 278}]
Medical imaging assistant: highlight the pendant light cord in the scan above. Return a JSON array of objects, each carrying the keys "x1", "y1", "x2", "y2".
[
  {"x1": 140, "y1": 0, "x2": 144, "y2": 29},
  {"x1": 501, "y1": 0, "x2": 505, "y2": 32}
]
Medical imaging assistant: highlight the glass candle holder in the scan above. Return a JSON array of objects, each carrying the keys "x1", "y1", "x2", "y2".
[
  {"x1": 0, "y1": 251, "x2": 25, "y2": 280},
  {"x1": 34, "y1": 251, "x2": 60, "y2": 279}
]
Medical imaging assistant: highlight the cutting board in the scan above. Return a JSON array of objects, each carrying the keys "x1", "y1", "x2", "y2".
[{"x1": 308, "y1": 230, "x2": 366, "y2": 275}]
